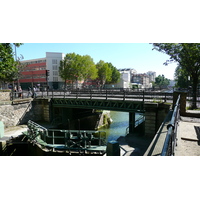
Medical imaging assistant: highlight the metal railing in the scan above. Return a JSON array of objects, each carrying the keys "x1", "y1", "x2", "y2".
[
  {"x1": 161, "y1": 95, "x2": 180, "y2": 156},
  {"x1": 10, "y1": 88, "x2": 174, "y2": 103},
  {"x1": 25, "y1": 120, "x2": 107, "y2": 152}
]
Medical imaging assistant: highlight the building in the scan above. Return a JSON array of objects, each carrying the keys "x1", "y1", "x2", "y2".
[
  {"x1": 146, "y1": 71, "x2": 156, "y2": 82},
  {"x1": 113, "y1": 68, "x2": 137, "y2": 88},
  {"x1": 20, "y1": 52, "x2": 65, "y2": 90},
  {"x1": 131, "y1": 73, "x2": 151, "y2": 88}
]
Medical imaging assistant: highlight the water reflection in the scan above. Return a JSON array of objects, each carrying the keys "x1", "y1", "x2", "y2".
[
  {"x1": 100, "y1": 111, "x2": 143, "y2": 142},
  {"x1": 99, "y1": 111, "x2": 128, "y2": 142}
]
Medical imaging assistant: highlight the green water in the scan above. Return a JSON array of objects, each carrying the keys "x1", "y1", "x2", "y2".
[{"x1": 100, "y1": 111, "x2": 142, "y2": 142}]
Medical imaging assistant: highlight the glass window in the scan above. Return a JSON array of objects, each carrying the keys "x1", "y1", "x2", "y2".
[
  {"x1": 53, "y1": 77, "x2": 58, "y2": 81},
  {"x1": 53, "y1": 71, "x2": 58, "y2": 75},
  {"x1": 52, "y1": 59, "x2": 57, "y2": 64},
  {"x1": 53, "y1": 65, "x2": 58, "y2": 70}
]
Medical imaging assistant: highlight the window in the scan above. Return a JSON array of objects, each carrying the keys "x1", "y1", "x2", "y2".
[
  {"x1": 53, "y1": 65, "x2": 58, "y2": 70},
  {"x1": 53, "y1": 71, "x2": 58, "y2": 76},
  {"x1": 53, "y1": 77, "x2": 58, "y2": 81},
  {"x1": 52, "y1": 59, "x2": 57, "y2": 64}
]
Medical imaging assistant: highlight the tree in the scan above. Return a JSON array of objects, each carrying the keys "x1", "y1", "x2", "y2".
[
  {"x1": 174, "y1": 65, "x2": 190, "y2": 88},
  {"x1": 81, "y1": 55, "x2": 98, "y2": 81},
  {"x1": 0, "y1": 43, "x2": 23, "y2": 88},
  {"x1": 59, "y1": 53, "x2": 98, "y2": 89},
  {"x1": 59, "y1": 57, "x2": 72, "y2": 89},
  {"x1": 106, "y1": 62, "x2": 120, "y2": 84},
  {"x1": 152, "y1": 43, "x2": 200, "y2": 109},
  {"x1": 154, "y1": 74, "x2": 170, "y2": 89},
  {"x1": 96, "y1": 60, "x2": 112, "y2": 87}
]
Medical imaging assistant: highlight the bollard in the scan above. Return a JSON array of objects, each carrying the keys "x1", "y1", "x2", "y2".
[
  {"x1": 0, "y1": 121, "x2": 4, "y2": 138},
  {"x1": 106, "y1": 140, "x2": 120, "y2": 156}
]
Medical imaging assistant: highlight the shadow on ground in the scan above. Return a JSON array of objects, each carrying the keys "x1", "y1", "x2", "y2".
[{"x1": 117, "y1": 134, "x2": 153, "y2": 156}]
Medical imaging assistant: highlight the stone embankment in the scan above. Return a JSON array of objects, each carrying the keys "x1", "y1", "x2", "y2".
[
  {"x1": 0, "y1": 92, "x2": 49, "y2": 127},
  {"x1": 0, "y1": 91, "x2": 10, "y2": 101}
]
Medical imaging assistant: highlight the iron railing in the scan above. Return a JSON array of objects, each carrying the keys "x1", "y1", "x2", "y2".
[
  {"x1": 10, "y1": 88, "x2": 174, "y2": 103},
  {"x1": 161, "y1": 95, "x2": 180, "y2": 156},
  {"x1": 25, "y1": 120, "x2": 107, "y2": 152}
]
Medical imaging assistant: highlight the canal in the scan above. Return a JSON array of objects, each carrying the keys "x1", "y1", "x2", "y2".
[{"x1": 100, "y1": 111, "x2": 143, "y2": 142}]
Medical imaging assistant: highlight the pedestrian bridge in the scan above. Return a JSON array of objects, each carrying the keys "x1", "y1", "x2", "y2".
[{"x1": 42, "y1": 89, "x2": 173, "y2": 113}]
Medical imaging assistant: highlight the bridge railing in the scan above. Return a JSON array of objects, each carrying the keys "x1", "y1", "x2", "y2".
[
  {"x1": 29, "y1": 89, "x2": 174, "y2": 103},
  {"x1": 161, "y1": 95, "x2": 180, "y2": 156},
  {"x1": 9, "y1": 88, "x2": 174, "y2": 103}
]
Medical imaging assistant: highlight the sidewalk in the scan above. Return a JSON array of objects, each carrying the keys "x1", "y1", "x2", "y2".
[{"x1": 175, "y1": 112, "x2": 200, "y2": 156}]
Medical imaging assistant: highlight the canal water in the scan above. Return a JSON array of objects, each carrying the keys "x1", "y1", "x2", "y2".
[{"x1": 100, "y1": 111, "x2": 142, "y2": 142}]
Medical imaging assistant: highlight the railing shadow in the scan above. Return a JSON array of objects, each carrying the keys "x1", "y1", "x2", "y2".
[{"x1": 194, "y1": 126, "x2": 200, "y2": 145}]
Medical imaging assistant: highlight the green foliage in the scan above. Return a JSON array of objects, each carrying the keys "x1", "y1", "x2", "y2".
[
  {"x1": 59, "y1": 53, "x2": 98, "y2": 88},
  {"x1": 174, "y1": 65, "x2": 190, "y2": 88},
  {"x1": 81, "y1": 55, "x2": 98, "y2": 80},
  {"x1": 107, "y1": 62, "x2": 120, "y2": 84},
  {"x1": 152, "y1": 43, "x2": 200, "y2": 109},
  {"x1": 96, "y1": 60, "x2": 120, "y2": 86},
  {"x1": 0, "y1": 43, "x2": 23, "y2": 84},
  {"x1": 154, "y1": 75, "x2": 170, "y2": 89},
  {"x1": 132, "y1": 85, "x2": 138, "y2": 89},
  {"x1": 96, "y1": 60, "x2": 112, "y2": 86}
]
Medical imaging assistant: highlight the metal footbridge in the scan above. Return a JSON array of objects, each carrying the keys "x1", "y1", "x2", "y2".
[
  {"x1": 11, "y1": 88, "x2": 173, "y2": 112},
  {"x1": 41, "y1": 89, "x2": 173, "y2": 112}
]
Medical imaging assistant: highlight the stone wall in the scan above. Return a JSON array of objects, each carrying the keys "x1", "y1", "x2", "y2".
[
  {"x1": 0, "y1": 91, "x2": 10, "y2": 101},
  {"x1": 96, "y1": 111, "x2": 112, "y2": 129},
  {"x1": 144, "y1": 103, "x2": 171, "y2": 137},
  {"x1": 0, "y1": 99, "x2": 49, "y2": 127}
]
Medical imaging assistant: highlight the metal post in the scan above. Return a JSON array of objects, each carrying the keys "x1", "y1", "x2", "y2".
[
  {"x1": 143, "y1": 91, "x2": 145, "y2": 102},
  {"x1": 106, "y1": 140, "x2": 120, "y2": 156},
  {"x1": 90, "y1": 89, "x2": 92, "y2": 100},
  {"x1": 52, "y1": 131, "x2": 54, "y2": 145}
]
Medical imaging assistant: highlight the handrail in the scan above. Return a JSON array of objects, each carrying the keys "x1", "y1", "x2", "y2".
[
  {"x1": 161, "y1": 95, "x2": 180, "y2": 156},
  {"x1": 25, "y1": 120, "x2": 107, "y2": 150}
]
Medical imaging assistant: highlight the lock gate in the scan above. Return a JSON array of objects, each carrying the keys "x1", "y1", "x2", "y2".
[{"x1": 23, "y1": 120, "x2": 107, "y2": 155}]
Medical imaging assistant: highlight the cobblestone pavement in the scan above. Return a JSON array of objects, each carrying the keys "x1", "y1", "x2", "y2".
[{"x1": 175, "y1": 115, "x2": 200, "y2": 156}]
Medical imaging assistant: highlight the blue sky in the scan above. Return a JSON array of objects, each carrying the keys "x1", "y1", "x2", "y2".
[{"x1": 16, "y1": 43, "x2": 177, "y2": 80}]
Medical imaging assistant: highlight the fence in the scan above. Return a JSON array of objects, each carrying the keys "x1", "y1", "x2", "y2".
[
  {"x1": 10, "y1": 88, "x2": 174, "y2": 103},
  {"x1": 161, "y1": 95, "x2": 180, "y2": 156},
  {"x1": 24, "y1": 120, "x2": 107, "y2": 154}
]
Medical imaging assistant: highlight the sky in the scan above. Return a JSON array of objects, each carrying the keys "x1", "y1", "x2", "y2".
[{"x1": 16, "y1": 43, "x2": 178, "y2": 80}]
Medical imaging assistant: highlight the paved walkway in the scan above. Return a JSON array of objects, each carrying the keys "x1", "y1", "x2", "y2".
[{"x1": 175, "y1": 115, "x2": 200, "y2": 156}]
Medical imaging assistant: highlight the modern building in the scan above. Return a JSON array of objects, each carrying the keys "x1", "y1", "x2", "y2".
[{"x1": 20, "y1": 52, "x2": 65, "y2": 90}]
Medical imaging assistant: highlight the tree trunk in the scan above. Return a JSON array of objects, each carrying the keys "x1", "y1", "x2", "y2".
[
  {"x1": 64, "y1": 79, "x2": 67, "y2": 90},
  {"x1": 191, "y1": 76, "x2": 198, "y2": 109}
]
